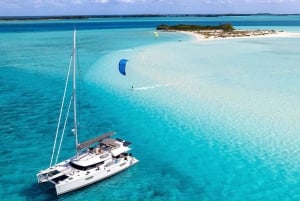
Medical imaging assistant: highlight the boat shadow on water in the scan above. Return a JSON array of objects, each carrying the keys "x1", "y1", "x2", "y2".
[{"x1": 22, "y1": 183, "x2": 59, "y2": 201}]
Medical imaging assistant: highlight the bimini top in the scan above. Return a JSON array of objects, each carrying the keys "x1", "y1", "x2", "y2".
[
  {"x1": 118, "y1": 59, "x2": 128, "y2": 76},
  {"x1": 77, "y1": 131, "x2": 115, "y2": 150}
]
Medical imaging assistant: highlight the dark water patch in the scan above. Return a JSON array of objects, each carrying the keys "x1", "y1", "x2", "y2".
[
  {"x1": 0, "y1": 149, "x2": 12, "y2": 158},
  {"x1": 22, "y1": 183, "x2": 58, "y2": 201},
  {"x1": 1, "y1": 16, "x2": 300, "y2": 33}
]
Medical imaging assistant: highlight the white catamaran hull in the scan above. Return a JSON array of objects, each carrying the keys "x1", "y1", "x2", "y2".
[
  {"x1": 38, "y1": 156, "x2": 138, "y2": 195},
  {"x1": 56, "y1": 158, "x2": 138, "y2": 195}
]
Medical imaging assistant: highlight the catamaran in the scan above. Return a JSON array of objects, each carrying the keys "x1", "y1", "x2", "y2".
[{"x1": 37, "y1": 30, "x2": 138, "y2": 195}]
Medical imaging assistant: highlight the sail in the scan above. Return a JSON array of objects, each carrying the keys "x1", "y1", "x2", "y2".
[
  {"x1": 119, "y1": 59, "x2": 128, "y2": 76},
  {"x1": 154, "y1": 31, "x2": 159, "y2": 38}
]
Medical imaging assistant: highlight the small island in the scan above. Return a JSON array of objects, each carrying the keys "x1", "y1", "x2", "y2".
[{"x1": 157, "y1": 23, "x2": 278, "y2": 39}]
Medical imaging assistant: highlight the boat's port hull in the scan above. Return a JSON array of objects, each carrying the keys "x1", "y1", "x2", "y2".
[{"x1": 38, "y1": 157, "x2": 138, "y2": 195}]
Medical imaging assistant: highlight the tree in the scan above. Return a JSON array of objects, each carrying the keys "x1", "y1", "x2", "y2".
[{"x1": 220, "y1": 23, "x2": 234, "y2": 32}]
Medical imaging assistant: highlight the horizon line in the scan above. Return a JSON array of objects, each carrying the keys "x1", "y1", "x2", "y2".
[{"x1": 1, "y1": 13, "x2": 300, "y2": 21}]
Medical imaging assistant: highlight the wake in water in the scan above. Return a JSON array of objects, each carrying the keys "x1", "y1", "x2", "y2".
[{"x1": 131, "y1": 83, "x2": 170, "y2": 91}]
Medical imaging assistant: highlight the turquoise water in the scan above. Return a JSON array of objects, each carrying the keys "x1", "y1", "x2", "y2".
[{"x1": 0, "y1": 16, "x2": 300, "y2": 201}]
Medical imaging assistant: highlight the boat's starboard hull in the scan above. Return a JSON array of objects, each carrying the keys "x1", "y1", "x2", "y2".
[{"x1": 56, "y1": 157, "x2": 138, "y2": 195}]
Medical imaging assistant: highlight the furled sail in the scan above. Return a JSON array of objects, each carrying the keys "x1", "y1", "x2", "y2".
[{"x1": 118, "y1": 59, "x2": 128, "y2": 76}]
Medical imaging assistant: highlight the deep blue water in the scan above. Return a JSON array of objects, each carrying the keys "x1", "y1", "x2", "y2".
[
  {"x1": 1, "y1": 15, "x2": 300, "y2": 32},
  {"x1": 0, "y1": 16, "x2": 300, "y2": 201}
]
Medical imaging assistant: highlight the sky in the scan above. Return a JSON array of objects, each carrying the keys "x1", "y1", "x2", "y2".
[{"x1": 0, "y1": 0, "x2": 299, "y2": 16}]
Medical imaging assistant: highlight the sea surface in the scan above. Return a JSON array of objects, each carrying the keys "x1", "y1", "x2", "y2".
[{"x1": 0, "y1": 15, "x2": 300, "y2": 201}]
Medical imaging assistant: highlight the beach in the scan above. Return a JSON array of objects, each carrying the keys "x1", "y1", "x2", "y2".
[{"x1": 180, "y1": 29, "x2": 300, "y2": 40}]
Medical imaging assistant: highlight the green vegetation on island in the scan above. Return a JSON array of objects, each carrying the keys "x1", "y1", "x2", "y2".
[
  {"x1": 156, "y1": 23, "x2": 278, "y2": 39},
  {"x1": 157, "y1": 23, "x2": 235, "y2": 32}
]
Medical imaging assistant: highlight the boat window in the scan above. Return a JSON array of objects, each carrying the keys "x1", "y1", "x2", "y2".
[
  {"x1": 69, "y1": 161, "x2": 104, "y2": 171},
  {"x1": 70, "y1": 162, "x2": 87, "y2": 171}
]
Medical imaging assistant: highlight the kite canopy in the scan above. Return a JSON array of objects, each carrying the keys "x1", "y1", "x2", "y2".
[{"x1": 119, "y1": 59, "x2": 128, "y2": 76}]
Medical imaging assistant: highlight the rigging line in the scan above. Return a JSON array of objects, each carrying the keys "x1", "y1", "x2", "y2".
[
  {"x1": 76, "y1": 40, "x2": 82, "y2": 140},
  {"x1": 54, "y1": 96, "x2": 73, "y2": 165},
  {"x1": 49, "y1": 55, "x2": 73, "y2": 167}
]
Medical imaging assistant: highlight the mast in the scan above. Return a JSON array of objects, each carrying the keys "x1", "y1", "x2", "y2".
[{"x1": 73, "y1": 29, "x2": 79, "y2": 155}]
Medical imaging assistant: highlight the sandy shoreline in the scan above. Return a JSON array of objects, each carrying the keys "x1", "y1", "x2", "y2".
[{"x1": 179, "y1": 30, "x2": 300, "y2": 41}]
